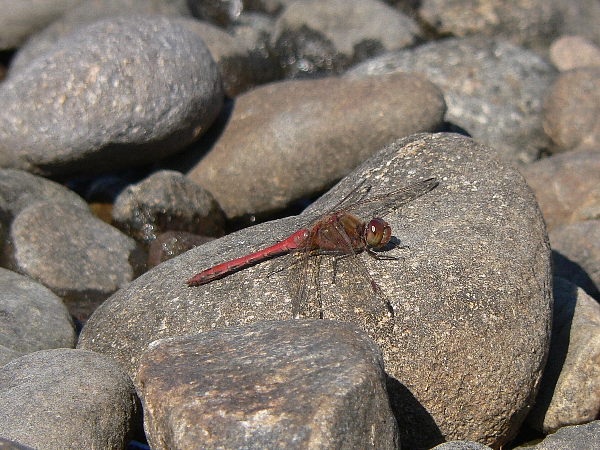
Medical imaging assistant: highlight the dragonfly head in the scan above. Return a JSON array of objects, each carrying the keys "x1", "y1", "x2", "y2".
[{"x1": 365, "y1": 218, "x2": 391, "y2": 248}]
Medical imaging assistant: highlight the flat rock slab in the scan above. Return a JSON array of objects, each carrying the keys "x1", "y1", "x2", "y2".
[
  {"x1": 136, "y1": 320, "x2": 398, "y2": 449},
  {"x1": 0, "y1": 348, "x2": 141, "y2": 450},
  {"x1": 79, "y1": 132, "x2": 552, "y2": 448},
  {"x1": 187, "y1": 72, "x2": 446, "y2": 220},
  {"x1": 0, "y1": 15, "x2": 223, "y2": 177}
]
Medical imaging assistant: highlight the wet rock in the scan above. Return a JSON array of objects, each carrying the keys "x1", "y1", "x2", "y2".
[
  {"x1": 0, "y1": 15, "x2": 223, "y2": 177},
  {"x1": 519, "y1": 148, "x2": 600, "y2": 231},
  {"x1": 272, "y1": 0, "x2": 420, "y2": 73},
  {"x1": 136, "y1": 320, "x2": 398, "y2": 449},
  {"x1": 79, "y1": 133, "x2": 552, "y2": 448},
  {"x1": 542, "y1": 68, "x2": 600, "y2": 152},
  {"x1": 6, "y1": 0, "x2": 192, "y2": 75},
  {"x1": 549, "y1": 220, "x2": 600, "y2": 298},
  {"x1": 419, "y1": 0, "x2": 562, "y2": 54},
  {"x1": 0, "y1": 0, "x2": 84, "y2": 50},
  {"x1": 5, "y1": 201, "x2": 146, "y2": 322},
  {"x1": 347, "y1": 37, "x2": 556, "y2": 164},
  {"x1": 187, "y1": 73, "x2": 446, "y2": 220},
  {"x1": 0, "y1": 268, "x2": 76, "y2": 367},
  {"x1": 177, "y1": 18, "x2": 279, "y2": 98},
  {"x1": 112, "y1": 170, "x2": 225, "y2": 247},
  {"x1": 549, "y1": 35, "x2": 600, "y2": 71},
  {"x1": 514, "y1": 420, "x2": 600, "y2": 450},
  {"x1": 527, "y1": 277, "x2": 600, "y2": 433},
  {"x1": 147, "y1": 231, "x2": 215, "y2": 268},
  {"x1": 187, "y1": 0, "x2": 242, "y2": 26},
  {"x1": 0, "y1": 349, "x2": 141, "y2": 449}
]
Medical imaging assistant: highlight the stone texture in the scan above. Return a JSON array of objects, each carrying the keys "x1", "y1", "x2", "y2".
[
  {"x1": 273, "y1": 0, "x2": 420, "y2": 59},
  {"x1": 347, "y1": 37, "x2": 556, "y2": 165},
  {"x1": 0, "y1": 349, "x2": 141, "y2": 449},
  {"x1": 6, "y1": 0, "x2": 192, "y2": 75},
  {"x1": 187, "y1": 73, "x2": 446, "y2": 220},
  {"x1": 147, "y1": 231, "x2": 215, "y2": 268},
  {"x1": 549, "y1": 35, "x2": 600, "y2": 71},
  {"x1": 542, "y1": 68, "x2": 600, "y2": 152},
  {"x1": 5, "y1": 201, "x2": 146, "y2": 322},
  {"x1": 549, "y1": 220, "x2": 600, "y2": 298},
  {"x1": 0, "y1": 268, "x2": 76, "y2": 366},
  {"x1": 79, "y1": 133, "x2": 552, "y2": 448},
  {"x1": 0, "y1": 15, "x2": 223, "y2": 177},
  {"x1": 519, "y1": 148, "x2": 600, "y2": 231},
  {"x1": 514, "y1": 420, "x2": 600, "y2": 450},
  {"x1": 112, "y1": 170, "x2": 225, "y2": 247},
  {"x1": 419, "y1": 0, "x2": 562, "y2": 54},
  {"x1": 432, "y1": 442, "x2": 493, "y2": 450},
  {"x1": 0, "y1": 168, "x2": 90, "y2": 220},
  {"x1": 527, "y1": 277, "x2": 600, "y2": 433},
  {"x1": 136, "y1": 320, "x2": 399, "y2": 449},
  {"x1": 0, "y1": 0, "x2": 84, "y2": 50}
]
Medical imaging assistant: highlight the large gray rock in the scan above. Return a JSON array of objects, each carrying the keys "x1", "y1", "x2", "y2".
[
  {"x1": 79, "y1": 133, "x2": 552, "y2": 448},
  {"x1": 0, "y1": 15, "x2": 223, "y2": 177},
  {"x1": 0, "y1": 349, "x2": 141, "y2": 449}
]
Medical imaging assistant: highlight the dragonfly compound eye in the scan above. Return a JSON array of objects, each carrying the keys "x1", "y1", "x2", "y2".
[{"x1": 366, "y1": 219, "x2": 391, "y2": 248}]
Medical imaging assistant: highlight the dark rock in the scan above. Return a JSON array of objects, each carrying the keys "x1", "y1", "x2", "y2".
[
  {"x1": 0, "y1": 268, "x2": 76, "y2": 367},
  {"x1": 112, "y1": 170, "x2": 225, "y2": 247},
  {"x1": 136, "y1": 320, "x2": 399, "y2": 449},
  {"x1": 514, "y1": 420, "x2": 600, "y2": 449},
  {"x1": 147, "y1": 231, "x2": 215, "y2": 268},
  {"x1": 527, "y1": 277, "x2": 600, "y2": 433},
  {"x1": 187, "y1": 73, "x2": 446, "y2": 220},
  {"x1": 549, "y1": 220, "x2": 600, "y2": 298},
  {"x1": 79, "y1": 133, "x2": 552, "y2": 448},
  {"x1": 519, "y1": 148, "x2": 600, "y2": 232},
  {"x1": 176, "y1": 17, "x2": 280, "y2": 101},
  {"x1": 542, "y1": 68, "x2": 600, "y2": 152},
  {"x1": 0, "y1": 348, "x2": 141, "y2": 449},
  {"x1": 272, "y1": 0, "x2": 420, "y2": 70},
  {"x1": 187, "y1": 0, "x2": 243, "y2": 26},
  {"x1": 347, "y1": 37, "x2": 557, "y2": 165},
  {"x1": 0, "y1": 15, "x2": 223, "y2": 177}
]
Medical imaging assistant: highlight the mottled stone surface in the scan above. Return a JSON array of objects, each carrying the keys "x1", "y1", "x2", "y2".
[
  {"x1": 0, "y1": 349, "x2": 141, "y2": 449},
  {"x1": 136, "y1": 320, "x2": 398, "y2": 449},
  {"x1": 80, "y1": 133, "x2": 552, "y2": 448},
  {"x1": 187, "y1": 73, "x2": 446, "y2": 220}
]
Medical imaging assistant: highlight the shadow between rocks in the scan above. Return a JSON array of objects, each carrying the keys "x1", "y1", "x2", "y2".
[
  {"x1": 552, "y1": 250, "x2": 600, "y2": 300},
  {"x1": 386, "y1": 374, "x2": 444, "y2": 449}
]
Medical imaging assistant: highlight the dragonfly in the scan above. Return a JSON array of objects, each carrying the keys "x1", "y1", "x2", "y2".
[{"x1": 187, "y1": 177, "x2": 439, "y2": 319}]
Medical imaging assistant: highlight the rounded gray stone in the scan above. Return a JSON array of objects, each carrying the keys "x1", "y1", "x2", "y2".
[
  {"x1": 0, "y1": 15, "x2": 223, "y2": 177},
  {"x1": 79, "y1": 133, "x2": 552, "y2": 448}
]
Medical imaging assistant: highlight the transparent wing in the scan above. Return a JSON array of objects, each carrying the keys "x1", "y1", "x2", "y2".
[{"x1": 341, "y1": 178, "x2": 439, "y2": 218}]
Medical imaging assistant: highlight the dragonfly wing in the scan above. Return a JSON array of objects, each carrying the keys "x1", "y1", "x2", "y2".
[{"x1": 342, "y1": 178, "x2": 438, "y2": 218}]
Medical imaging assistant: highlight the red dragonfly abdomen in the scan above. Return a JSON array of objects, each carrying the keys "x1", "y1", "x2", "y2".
[{"x1": 187, "y1": 229, "x2": 309, "y2": 286}]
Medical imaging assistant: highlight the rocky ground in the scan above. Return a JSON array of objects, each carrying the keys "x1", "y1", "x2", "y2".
[{"x1": 0, "y1": 0, "x2": 599, "y2": 449}]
